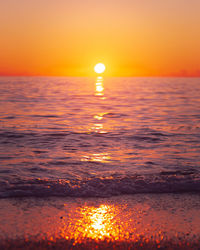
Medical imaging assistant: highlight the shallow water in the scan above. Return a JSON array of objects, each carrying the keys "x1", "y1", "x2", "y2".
[{"x1": 0, "y1": 76, "x2": 200, "y2": 197}]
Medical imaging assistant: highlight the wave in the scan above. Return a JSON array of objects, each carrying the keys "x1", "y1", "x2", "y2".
[{"x1": 1, "y1": 170, "x2": 200, "y2": 198}]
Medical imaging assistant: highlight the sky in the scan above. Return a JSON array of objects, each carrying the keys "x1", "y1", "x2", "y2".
[{"x1": 0, "y1": 0, "x2": 200, "y2": 77}]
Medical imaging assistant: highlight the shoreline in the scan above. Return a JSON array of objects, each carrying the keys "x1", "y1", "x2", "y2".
[
  {"x1": 0, "y1": 193, "x2": 200, "y2": 249},
  {"x1": 1, "y1": 237, "x2": 200, "y2": 249}
]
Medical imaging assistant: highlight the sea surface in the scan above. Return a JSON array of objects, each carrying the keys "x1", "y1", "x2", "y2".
[{"x1": 0, "y1": 76, "x2": 200, "y2": 198}]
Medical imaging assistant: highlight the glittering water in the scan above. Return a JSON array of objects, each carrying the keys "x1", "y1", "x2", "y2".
[{"x1": 0, "y1": 76, "x2": 200, "y2": 197}]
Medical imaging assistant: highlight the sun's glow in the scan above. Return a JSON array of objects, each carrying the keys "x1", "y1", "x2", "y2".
[{"x1": 94, "y1": 63, "x2": 106, "y2": 74}]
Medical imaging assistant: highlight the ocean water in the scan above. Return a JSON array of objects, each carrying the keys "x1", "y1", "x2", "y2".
[{"x1": 0, "y1": 76, "x2": 200, "y2": 198}]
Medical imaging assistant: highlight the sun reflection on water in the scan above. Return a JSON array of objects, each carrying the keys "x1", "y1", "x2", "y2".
[
  {"x1": 81, "y1": 152, "x2": 110, "y2": 163},
  {"x1": 95, "y1": 76, "x2": 104, "y2": 97},
  {"x1": 87, "y1": 77, "x2": 107, "y2": 133},
  {"x1": 93, "y1": 113, "x2": 106, "y2": 120}
]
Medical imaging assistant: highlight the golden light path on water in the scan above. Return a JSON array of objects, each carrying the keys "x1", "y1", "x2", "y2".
[
  {"x1": 81, "y1": 76, "x2": 110, "y2": 164},
  {"x1": 81, "y1": 153, "x2": 110, "y2": 163},
  {"x1": 95, "y1": 76, "x2": 104, "y2": 97}
]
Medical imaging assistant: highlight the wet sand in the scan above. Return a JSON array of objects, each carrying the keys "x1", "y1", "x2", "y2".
[{"x1": 0, "y1": 193, "x2": 200, "y2": 249}]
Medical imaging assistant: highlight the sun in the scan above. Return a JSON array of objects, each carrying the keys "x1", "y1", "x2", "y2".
[{"x1": 94, "y1": 63, "x2": 106, "y2": 74}]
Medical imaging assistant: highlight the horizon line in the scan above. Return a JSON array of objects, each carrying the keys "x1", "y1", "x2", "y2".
[{"x1": 0, "y1": 74, "x2": 200, "y2": 78}]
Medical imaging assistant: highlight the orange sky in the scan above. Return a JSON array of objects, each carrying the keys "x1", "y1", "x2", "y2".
[{"x1": 0, "y1": 0, "x2": 200, "y2": 77}]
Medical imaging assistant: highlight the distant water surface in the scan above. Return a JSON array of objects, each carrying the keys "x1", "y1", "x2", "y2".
[{"x1": 0, "y1": 76, "x2": 200, "y2": 197}]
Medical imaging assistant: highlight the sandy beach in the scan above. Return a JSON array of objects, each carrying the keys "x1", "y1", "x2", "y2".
[{"x1": 1, "y1": 193, "x2": 200, "y2": 249}]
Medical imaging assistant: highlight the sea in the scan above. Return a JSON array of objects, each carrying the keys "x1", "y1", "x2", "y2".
[{"x1": 0, "y1": 76, "x2": 200, "y2": 198}]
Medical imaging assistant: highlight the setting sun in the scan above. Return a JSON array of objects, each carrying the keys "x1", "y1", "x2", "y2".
[{"x1": 94, "y1": 63, "x2": 106, "y2": 74}]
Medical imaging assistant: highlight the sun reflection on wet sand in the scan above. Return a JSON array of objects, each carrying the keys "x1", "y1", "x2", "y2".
[
  {"x1": 60, "y1": 204, "x2": 124, "y2": 243},
  {"x1": 1, "y1": 195, "x2": 200, "y2": 248},
  {"x1": 56, "y1": 195, "x2": 200, "y2": 246}
]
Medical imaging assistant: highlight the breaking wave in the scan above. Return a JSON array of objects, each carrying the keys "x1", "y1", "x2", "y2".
[{"x1": 1, "y1": 170, "x2": 200, "y2": 198}]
